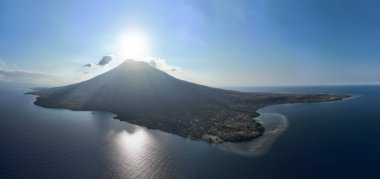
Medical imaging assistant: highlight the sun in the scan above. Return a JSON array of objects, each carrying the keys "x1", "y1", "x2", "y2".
[{"x1": 118, "y1": 31, "x2": 150, "y2": 58}]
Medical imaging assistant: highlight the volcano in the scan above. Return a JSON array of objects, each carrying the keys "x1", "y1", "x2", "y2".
[{"x1": 29, "y1": 60, "x2": 349, "y2": 143}]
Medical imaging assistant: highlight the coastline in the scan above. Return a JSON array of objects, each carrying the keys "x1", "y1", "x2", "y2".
[
  {"x1": 216, "y1": 95, "x2": 355, "y2": 156},
  {"x1": 26, "y1": 89, "x2": 351, "y2": 144},
  {"x1": 217, "y1": 112, "x2": 289, "y2": 157},
  {"x1": 25, "y1": 90, "x2": 354, "y2": 158}
]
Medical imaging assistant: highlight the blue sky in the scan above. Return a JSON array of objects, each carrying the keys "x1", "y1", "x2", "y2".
[{"x1": 1, "y1": 0, "x2": 379, "y2": 86}]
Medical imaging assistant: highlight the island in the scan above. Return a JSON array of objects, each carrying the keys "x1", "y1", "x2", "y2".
[{"x1": 27, "y1": 60, "x2": 350, "y2": 143}]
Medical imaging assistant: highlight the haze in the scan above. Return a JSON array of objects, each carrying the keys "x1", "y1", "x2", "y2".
[{"x1": 1, "y1": 0, "x2": 379, "y2": 86}]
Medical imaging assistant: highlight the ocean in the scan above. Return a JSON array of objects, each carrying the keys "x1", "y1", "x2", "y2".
[{"x1": 1, "y1": 84, "x2": 379, "y2": 178}]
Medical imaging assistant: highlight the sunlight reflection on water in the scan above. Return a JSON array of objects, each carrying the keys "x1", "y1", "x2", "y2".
[
  {"x1": 113, "y1": 128, "x2": 153, "y2": 177},
  {"x1": 110, "y1": 125, "x2": 177, "y2": 178}
]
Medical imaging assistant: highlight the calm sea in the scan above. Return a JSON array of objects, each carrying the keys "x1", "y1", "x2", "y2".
[{"x1": 1, "y1": 84, "x2": 379, "y2": 178}]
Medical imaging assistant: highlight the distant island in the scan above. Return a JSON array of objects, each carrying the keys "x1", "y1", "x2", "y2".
[{"x1": 27, "y1": 60, "x2": 350, "y2": 143}]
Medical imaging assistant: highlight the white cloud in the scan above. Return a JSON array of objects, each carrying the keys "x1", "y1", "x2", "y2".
[
  {"x1": 83, "y1": 63, "x2": 92, "y2": 68},
  {"x1": 137, "y1": 57, "x2": 180, "y2": 72},
  {"x1": 98, "y1": 55, "x2": 114, "y2": 66}
]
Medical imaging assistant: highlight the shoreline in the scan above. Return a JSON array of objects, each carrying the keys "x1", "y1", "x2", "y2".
[
  {"x1": 26, "y1": 89, "x2": 351, "y2": 144},
  {"x1": 25, "y1": 90, "x2": 353, "y2": 157},
  {"x1": 217, "y1": 112, "x2": 289, "y2": 157},
  {"x1": 215, "y1": 94, "x2": 355, "y2": 156}
]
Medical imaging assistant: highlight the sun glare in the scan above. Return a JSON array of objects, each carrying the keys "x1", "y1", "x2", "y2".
[{"x1": 118, "y1": 31, "x2": 150, "y2": 58}]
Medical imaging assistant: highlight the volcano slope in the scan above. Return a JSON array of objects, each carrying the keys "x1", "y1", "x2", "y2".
[{"x1": 28, "y1": 60, "x2": 350, "y2": 143}]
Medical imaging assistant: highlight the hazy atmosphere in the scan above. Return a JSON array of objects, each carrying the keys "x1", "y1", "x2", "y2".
[
  {"x1": 2, "y1": 1, "x2": 380, "y2": 178},
  {"x1": 1, "y1": 0, "x2": 379, "y2": 86}
]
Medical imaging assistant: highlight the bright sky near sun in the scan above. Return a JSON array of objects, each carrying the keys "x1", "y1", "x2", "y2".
[
  {"x1": 1, "y1": 0, "x2": 380, "y2": 86},
  {"x1": 117, "y1": 30, "x2": 150, "y2": 58}
]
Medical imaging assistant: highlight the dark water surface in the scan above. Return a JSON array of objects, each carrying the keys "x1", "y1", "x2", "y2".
[{"x1": 1, "y1": 84, "x2": 379, "y2": 178}]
